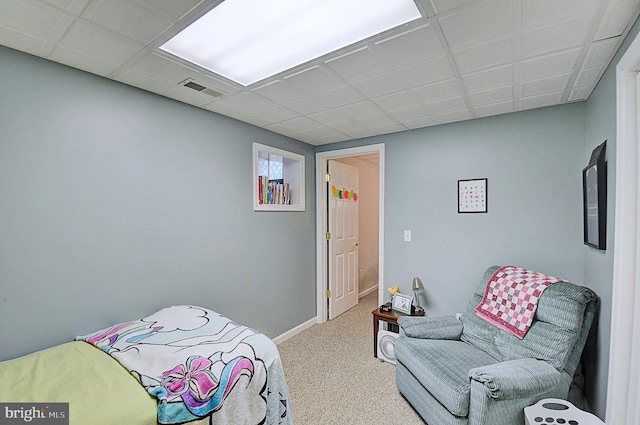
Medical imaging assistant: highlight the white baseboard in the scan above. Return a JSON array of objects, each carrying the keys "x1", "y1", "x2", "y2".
[
  {"x1": 274, "y1": 286, "x2": 377, "y2": 345},
  {"x1": 273, "y1": 317, "x2": 317, "y2": 345},
  {"x1": 359, "y1": 285, "x2": 378, "y2": 299}
]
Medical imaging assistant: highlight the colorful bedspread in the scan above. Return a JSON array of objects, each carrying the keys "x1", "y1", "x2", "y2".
[
  {"x1": 474, "y1": 266, "x2": 563, "y2": 339},
  {"x1": 77, "y1": 305, "x2": 292, "y2": 425}
]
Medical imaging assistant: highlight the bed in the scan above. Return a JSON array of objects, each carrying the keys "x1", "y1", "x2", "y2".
[{"x1": 0, "y1": 305, "x2": 293, "y2": 425}]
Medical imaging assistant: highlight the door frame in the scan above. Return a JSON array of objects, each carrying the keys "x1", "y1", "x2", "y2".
[
  {"x1": 606, "y1": 29, "x2": 640, "y2": 424},
  {"x1": 315, "y1": 143, "x2": 385, "y2": 323}
]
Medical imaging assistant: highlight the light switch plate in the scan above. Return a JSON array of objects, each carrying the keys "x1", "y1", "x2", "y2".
[{"x1": 404, "y1": 230, "x2": 411, "y2": 242}]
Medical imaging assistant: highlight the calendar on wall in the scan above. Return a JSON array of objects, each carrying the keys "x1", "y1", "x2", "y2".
[{"x1": 458, "y1": 178, "x2": 487, "y2": 213}]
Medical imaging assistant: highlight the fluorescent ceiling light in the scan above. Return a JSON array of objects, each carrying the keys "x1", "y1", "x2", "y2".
[{"x1": 160, "y1": 0, "x2": 421, "y2": 86}]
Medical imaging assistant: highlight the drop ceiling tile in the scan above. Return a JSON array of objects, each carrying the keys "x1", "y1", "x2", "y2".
[
  {"x1": 205, "y1": 101, "x2": 250, "y2": 121},
  {"x1": 345, "y1": 122, "x2": 406, "y2": 140},
  {"x1": 252, "y1": 106, "x2": 299, "y2": 124},
  {"x1": 48, "y1": 44, "x2": 121, "y2": 75},
  {"x1": 522, "y1": 0, "x2": 600, "y2": 30},
  {"x1": 325, "y1": 46, "x2": 389, "y2": 83},
  {"x1": 263, "y1": 122, "x2": 309, "y2": 141},
  {"x1": 307, "y1": 133, "x2": 351, "y2": 146},
  {"x1": 412, "y1": 79, "x2": 462, "y2": 104},
  {"x1": 302, "y1": 125, "x2": 351, "y2": 141},
  {"x1": 583, "y1": 37, "x2": 621, "y2": 68},
  {"x1": 309, "y1": 108, "x2": 350, "y2": 126},
  {"x1": 469, "y1": 85, "x2": 513, "y2": 107},
  {"x1": 424, "y1": 95, "x2": 467, "y2": 114},
  {"x1": 521, "y1": 17, "x2": 593, "y2": 58},
  {"x1": 353, "y1": 72, "x2": 410, "y2": 98},
  {"x1": 401, "y1": 114, "x2": 439, "y2": 129},
  {"x1": 42, "y1": 0, "x2": 91, "y2": 14},
  {"x1": 286, "y1": 86, "x2": 362, "y2": 115},
  {"x1": 83, "y1": 0, "x2": 172, "y2": 44},
  {"x1": 520, "y1": 74, "x2": 571, "y2": 97},
  {"x1": 474, "y1": 100, "x2": 514, "y2": 117},
  {"x1": 575, "y1": 67, "x2": 603, "y2": 87},
  {"x1": 452, "y1": 38, "x2": 513, "y2": 74},
  {"x1": 438, "y1": 0, "x2": 512, "y2": 52},
  {"x1": 388, "y1": 104, "x2": 429, "y2": 121},
  {"x1": 58, "y1": 20, "x2": 142, "y2": 66},
  {"x1": 221, "y1": 92, "x2": 277, "y2": 114},
  {"x1": 135, "y1": 0, "x2": 204, "y2": 22},
  {"x1": 278, "y1": 116, "x2": 326, "y2": 133},
  {"x1": 373, "y1": 23, "x2": 445, "y2": 69},
  {"x1": 331, "y1": 101, "x2": 384, "y2": 121},
  {"x1": 0, "y1": 26, "x2": 46, "y2": 53},
  {"x1": 462, "y1": 64, "x2": 513, "y2": 93},
  {"x1": 595, "y1": 0, "x2": 640, "y2": 40},
  {"x1": 519, "y1": 91, "x2": 564, "y2": 110},
  {"x1": 569, "y1": 86, "x2": 595, "y2": 102},
  {"x1": 114, "y1": 67, "x2": 166, "y2": 94},
  {"x1": 282, "y1": 66, "x2": 344, "y2": 95},
  {"x1": 372, "y1": 90, "x2": 420, "y2": 112},
  {"x1": 129, "y1": 52, "x2": 201, "y2": 84},
  {"x1": 429, "y1": 0, "x2": 475, "y2": 15},
  {"x1": 434, "y1": 108, "x2": 473, "y2": 125},
  {"x1": 0, "y1": 0, "x2": 66, "y2": 41},
  {"x1": 252, "y1": 80, "x2": 306, "y2": 104},
  {"x1": 521, "y1": 50, "x2": 580, "y2": 81},
  {"x1": 397, "y1": 57, "x2": 456, "y2": 87}
]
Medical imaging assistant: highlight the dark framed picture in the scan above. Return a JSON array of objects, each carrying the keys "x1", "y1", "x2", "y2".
[
  {"x1": 583, "y1": 141, "x2": 607, "y2": 250},
  {"x1": 458, "y1": 178, "x2": 488, "y2": 213},
  {"x1": 392, "y1": 293, "x2": 413, "y2": 314}
]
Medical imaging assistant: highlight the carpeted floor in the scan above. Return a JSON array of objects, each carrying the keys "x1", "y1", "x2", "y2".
[{"x1": 277, "y1": 291, "x2": 426, "y2": 424}]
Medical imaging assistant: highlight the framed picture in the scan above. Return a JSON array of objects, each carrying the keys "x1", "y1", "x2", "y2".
[
  {"x1": 392, "y1": 293, "x2": 413, "y2": 314},
  {"x1": 583, "y1": 141, "x2": 607, "y2": 250},
  {"x1": 458, "y1": 178, "x2": 488, "y2": 213}
]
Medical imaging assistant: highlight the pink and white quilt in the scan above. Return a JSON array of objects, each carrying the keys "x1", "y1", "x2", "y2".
[
  {"x1": 77, "y1": 305, "x2": 292, "y2": 424},
  {"x1": 474, "y1": 266, "x2": 563, "y2": 339}
]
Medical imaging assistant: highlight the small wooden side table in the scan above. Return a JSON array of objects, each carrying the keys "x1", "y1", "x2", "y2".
[{"x1": 372, "y1": 307, "x2": 424, "y2": 358}]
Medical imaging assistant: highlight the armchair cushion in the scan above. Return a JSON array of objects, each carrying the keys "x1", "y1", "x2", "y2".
[
  {"x1": 469, "y1": 358, "x2": 567, "y2": 401},
  {"x1": 398, "y1": 315, "x2": 463, "y2": 340},
  {"x1": 395, "y1": 336, "x2": 498, "y2": 417}
]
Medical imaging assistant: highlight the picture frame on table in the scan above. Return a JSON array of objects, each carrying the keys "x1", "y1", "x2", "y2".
[{"x1": 392, "y1": 293, "x2": 413, "y2": 314}]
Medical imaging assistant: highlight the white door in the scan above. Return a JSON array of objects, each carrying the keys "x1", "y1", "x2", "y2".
[{"x1": 328, "y1": 160, "x2": 359, "y2": 320}]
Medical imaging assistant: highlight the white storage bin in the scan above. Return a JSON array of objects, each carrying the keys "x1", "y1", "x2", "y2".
[{"x1": 524, "y1": 398, "x2": 605, "y2": 425}]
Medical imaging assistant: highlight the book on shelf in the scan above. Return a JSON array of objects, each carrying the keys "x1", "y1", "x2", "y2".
[{"x1": 257, "y1": 175, "x2": 290, "y2": 205}]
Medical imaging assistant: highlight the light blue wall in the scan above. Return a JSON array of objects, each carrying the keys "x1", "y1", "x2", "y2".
[
  {"x1": 580, "y1": 13, "x2": 640, "y2": 419},
  {"x1": 319, "y1": 104, "x2": 587, "y2": 310},
  {"x1": 0, "y1": 46, "x2": 316, "y2": 361}
]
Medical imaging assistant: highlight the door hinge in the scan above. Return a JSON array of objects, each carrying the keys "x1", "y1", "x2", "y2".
[
  {"x1": 325, "y1": 173, "x2": 331, "y2": 182},
  {"x1": 326, "y1": 232, "x2": 331, "y2": 240},
  {"x1": 326, "y1": 290, "x2": 331, "y2": 298}
]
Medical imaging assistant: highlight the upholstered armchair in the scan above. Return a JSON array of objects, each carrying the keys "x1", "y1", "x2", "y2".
[{"x1": 395, "y1": 265, "x2": 598, "y2": 425}]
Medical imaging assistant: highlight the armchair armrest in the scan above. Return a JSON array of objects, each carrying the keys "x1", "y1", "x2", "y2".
[
  {"x1": 469, "y1": 358, "x2": 566, "y2": 400},
  {"x1": 397, "y1": 315, "x2": 463, "y2": 340}
]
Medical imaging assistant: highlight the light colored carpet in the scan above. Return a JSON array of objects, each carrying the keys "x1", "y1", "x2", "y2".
[{"x1": 277, "y1": 291, "x2": 426, "y2": 424}]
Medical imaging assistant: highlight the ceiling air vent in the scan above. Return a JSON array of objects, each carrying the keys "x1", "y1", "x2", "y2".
[{"x1": 179, "y1": 78, "x2": 224, "y2": 98}]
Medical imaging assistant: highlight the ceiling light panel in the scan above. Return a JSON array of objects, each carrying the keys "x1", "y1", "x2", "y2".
[{"x1": 159, "y1": 0, "x2": 422, "y2": 86}]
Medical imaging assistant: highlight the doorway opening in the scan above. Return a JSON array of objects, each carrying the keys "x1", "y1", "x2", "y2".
[{"x1": 315, "y1": 144, "x2": 385, "y2": 323}]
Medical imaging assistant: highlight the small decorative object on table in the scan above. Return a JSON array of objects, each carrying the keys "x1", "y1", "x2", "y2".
[
  {"x1": 379, "y1": 302, "x2": 392, "y2": 313},
  {"x1": 392, "y1": 293, "x2": 413, "y2": 314},
  {"x1": 524, "y1": 398, "x2": 605, "y2": 425},
  {"x1": 412, "y1": 277, "x2": 425, "y2": 315}
]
